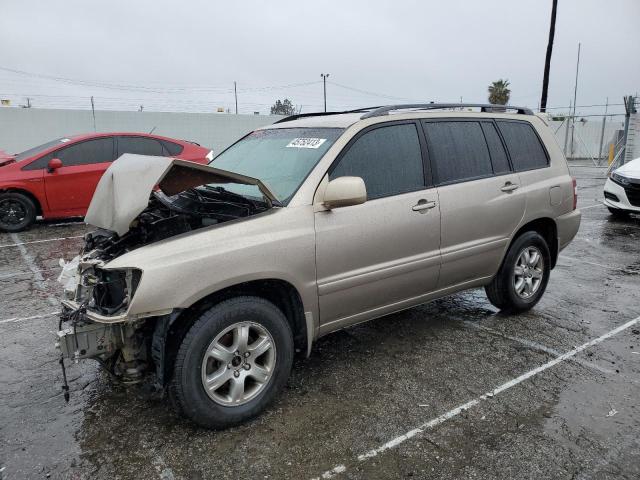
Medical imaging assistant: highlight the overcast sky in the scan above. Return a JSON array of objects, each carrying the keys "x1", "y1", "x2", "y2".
[{"x1": 1, "y1": 0, "x2": 638, "y2": 115}]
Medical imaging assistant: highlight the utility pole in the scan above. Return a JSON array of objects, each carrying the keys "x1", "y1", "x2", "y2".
[
  {"x1": 90, "y1": 96, "x2": 96, "y2": 131},
  {"x1": 570, "y1": 42, "x2": 581, "y2": 156},
  {"x1": 563, "y1": 99, "x2": 571, "y2": 156},
  {"x1": 539, "y1": 0, "x2": 558, "y2": 113},
  {"x1": 234, "y1": 81, "x2": 238, "y2": 114},
  {"x1": 320, "y1": 73, "x2": 329, "y2": 112}
]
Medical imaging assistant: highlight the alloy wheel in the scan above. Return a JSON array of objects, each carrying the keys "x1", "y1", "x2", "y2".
[
  {"x1": 201, "y1": 321, "x2": 276, "y2": 406},
  {"x1": 0, "y1": 199, "x2": 27, "y2": 226},
  {"x1": 513, "y1": 246, "x2": 544, "y2": 299}
]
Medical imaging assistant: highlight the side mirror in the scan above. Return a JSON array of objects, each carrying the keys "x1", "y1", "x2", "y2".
[
  {"x1": 47, "y1": 158, "x2": 63, "y2": 173},
  {"x1": 323, "y1": 176, "x2": 367, "y2": 209}
]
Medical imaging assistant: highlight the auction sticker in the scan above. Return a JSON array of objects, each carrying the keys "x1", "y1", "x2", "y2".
[{"x1": 286, "y1": 138, "x2": 327, "y2": 149}]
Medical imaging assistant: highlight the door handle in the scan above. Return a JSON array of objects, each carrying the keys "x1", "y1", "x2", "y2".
[
  {"x1": 412, "y1": 200, "x2": 437, "y2": 212},
  {"x1": 501, "y1": 182, "x2": 519, "y2": 193}
]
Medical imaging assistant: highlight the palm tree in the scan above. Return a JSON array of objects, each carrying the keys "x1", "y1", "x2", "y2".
[{"x1": 488, "y1": 79, "x2": 511, "y2": 105}]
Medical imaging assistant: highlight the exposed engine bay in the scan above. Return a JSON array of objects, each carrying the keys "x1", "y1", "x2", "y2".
[
  {"x1": 84, "y1": 186, "x2": 269, "y2": 262},
  {"x1": 55, "y1": 156, "x2": 276, "y2": 393}
]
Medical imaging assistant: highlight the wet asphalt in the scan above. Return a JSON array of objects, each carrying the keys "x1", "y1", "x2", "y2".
[{"x1": 1, "y1": 164, "x2": 639, "y2": 480}]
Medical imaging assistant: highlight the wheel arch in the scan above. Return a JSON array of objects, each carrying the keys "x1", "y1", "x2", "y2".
[
  {"x1": 511, "y1": 217, "x2": 558, "y2": 268},
  {"x1": 155, "y1": 278, "x2": 308, "y2": 386}
]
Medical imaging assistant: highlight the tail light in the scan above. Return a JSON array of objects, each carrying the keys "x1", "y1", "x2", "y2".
[{"x1": 572, "y1": 177, "x2": 578, "y2": 210}]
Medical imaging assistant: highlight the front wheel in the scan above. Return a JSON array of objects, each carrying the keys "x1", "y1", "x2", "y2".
[
  {"x1": 170, "y1": 296, "x2": 293, "y2": 429},
  {"x1": 485, "y1": 231, "x2": 551, "y2": 313},
  {"x1": 0, "y1": 192, "x2": 36, "y2": 232}
]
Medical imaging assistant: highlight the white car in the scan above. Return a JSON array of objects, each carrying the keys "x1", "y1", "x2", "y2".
[{"x1": 604, "y1": 157, "x2": 640, "y2": 217}]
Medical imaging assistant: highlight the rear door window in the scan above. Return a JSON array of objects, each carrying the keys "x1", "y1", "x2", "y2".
[
  {"x1": 481, "y1": 122, "x2": 511, "y2": 174},
  {"x1": 117, "y1": 136, "x2": 166, "y2": 157},
  {"x1": 422, "y1": 121, "x2": 493, "y2": 185},
  {"x1": 496, "y1": 121, "x2": 549, "y2": 171},
  {"x1": 329, "y1": 122, "x2": 425, "y2": 200}
]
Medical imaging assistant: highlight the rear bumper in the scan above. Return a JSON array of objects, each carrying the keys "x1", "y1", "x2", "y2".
[
  {"x1": 603, "y1": 178, "x2": 640, "y2": 212},
  {"x1": 556, "y1": 209, "x2": 581, "y2": 251}
]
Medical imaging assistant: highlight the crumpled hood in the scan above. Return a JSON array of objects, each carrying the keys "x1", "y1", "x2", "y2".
[
  {"x1": 85, "y1": 154, "x2": 277, "y2": 236},
  {"x1": 616, "y1": 157, "x2": 640, "y2": 179}
]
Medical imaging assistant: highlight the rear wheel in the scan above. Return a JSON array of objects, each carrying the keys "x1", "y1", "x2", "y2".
[
  {"x1": 485, "y1": 231, "x2": 551, "y2": 313},
  {"x1": 0, "y1": 192, "x2": 36, "y2": 232},
  {"x1": 170, "y1": 296, "x2": 293, "y2": 429},
  {"x1": 608, "y1": 206, "x2": 630, "y2": 219}
]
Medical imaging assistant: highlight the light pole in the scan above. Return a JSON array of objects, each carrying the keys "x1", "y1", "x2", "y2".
[
  {"x1": 539, "y1": 0, "x2": 558, "y2": 113},
  {"x1": 234, "y1": 81, "x2": 238, "y2": 114},
  {"x1": 320, "y1": 73, "x2": 329, "y2": 112}
]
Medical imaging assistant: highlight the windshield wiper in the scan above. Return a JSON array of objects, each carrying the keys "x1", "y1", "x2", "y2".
[{"x1": 200, "y1": 185, "x2": 283, "y2": 207}]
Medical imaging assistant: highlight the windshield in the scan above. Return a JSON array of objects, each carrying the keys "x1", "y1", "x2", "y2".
[
  {"x1": 14, "y1": 138, "x2": 72, "y2": 161},
  {"x1": 209, "y1": 127, "x2": 343, "y2": 203}
]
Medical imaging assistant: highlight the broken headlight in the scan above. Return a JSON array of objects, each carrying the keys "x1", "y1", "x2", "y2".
[{"x1": 91, "y1": 268, "x2": 142, "y2": 315}]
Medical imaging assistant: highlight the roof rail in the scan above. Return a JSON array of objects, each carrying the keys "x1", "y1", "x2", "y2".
[
  {"x1": 360, "y1": 103, "x2": 533, "y2": 119},
  {"x1": 273, "y1": 106, "x2": 383, "y2": 124}
]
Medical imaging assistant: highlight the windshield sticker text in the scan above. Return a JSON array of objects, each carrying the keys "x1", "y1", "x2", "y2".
[{"x1": 286, "y1": 138, "x2": 327, "y2": 149}]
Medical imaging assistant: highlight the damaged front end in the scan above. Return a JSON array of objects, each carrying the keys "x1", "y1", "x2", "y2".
[
  {"x1": 55, "y1": 155, "x2": 277, "y2": 391},
  {"x1": 57, "y1": 256, "x2": 147, "y2": 379}
]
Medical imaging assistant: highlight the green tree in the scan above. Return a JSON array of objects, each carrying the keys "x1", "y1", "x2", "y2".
[
  {"x1": 488, "y1": 79, "x2": 511, "y2": 105},
  {"x1": 270, "y1": 99, "x2": 296, "y2": 115}
]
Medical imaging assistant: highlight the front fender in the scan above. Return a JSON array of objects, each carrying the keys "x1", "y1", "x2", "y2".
[{"x1": 106, "y1": 206, "x2": 319, "y2": 323}]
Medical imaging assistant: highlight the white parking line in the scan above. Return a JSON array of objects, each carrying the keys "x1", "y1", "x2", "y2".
[
  {"x1": 311, "y1": 314, "x2": 640, "y2": 479},
  {"x1": 0, "y1": 267, "x2": 57, "y2": 280},
  {"x1": 464, "y1": 321, "x2": 615, "y2": 375},
  {"x1": 9, "y1": 233, "x2": 59, "y2": 307},
  {"x1": 0, "y1": 311, "x2": 58, "y2": 325},
  {"x1": 579, "y1": 202, "x2": 604, "y2": 210},
  {"x1": 560, "y1": 255, "x2": 615, "y2": 270},
  {"x1": 0, "y1": 235, "x2": 84, "y2": 249}
]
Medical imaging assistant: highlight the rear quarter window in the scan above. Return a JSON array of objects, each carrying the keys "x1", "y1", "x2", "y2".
[
  {"x1": 497, "y1": 121, "x2": 549, "y2": 171},
  {"x1": 161, "y1": 140, "x2": 184, "y2": 156}
]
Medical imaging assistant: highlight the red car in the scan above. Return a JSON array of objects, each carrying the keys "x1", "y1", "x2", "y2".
[{"x1": 0, "y1": 133, "x2": 213, "y2": 232}]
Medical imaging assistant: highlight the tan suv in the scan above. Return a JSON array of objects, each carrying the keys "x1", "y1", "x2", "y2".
[{"x1": 56, "y1": 104, "x2": 581, "y2": 428}]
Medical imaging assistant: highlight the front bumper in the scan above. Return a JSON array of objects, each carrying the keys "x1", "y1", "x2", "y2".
[
  {"x1": 60, "y1": 298, "x2": 174, "y2": 324},
  {"x1": 56, "y1": 301, "x2": 172, "y2": 361},
  {"x1": 603, "y1": 178, "x2": 640, "y2": 212}
]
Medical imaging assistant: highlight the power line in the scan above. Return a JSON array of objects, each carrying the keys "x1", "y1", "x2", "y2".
[
  {"x1": 328, "y1": 81, "x2": 420, "y2": 102},
  {"x1": 0, "y1": 66, "x2": 322, "y2": 94}
]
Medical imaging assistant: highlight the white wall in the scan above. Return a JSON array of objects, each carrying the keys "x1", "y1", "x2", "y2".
[
  {"x1": 0, "y1": 107, "x2": 281, "y2": 154},
  {"x1": 1, "y1": 107, "x2": 626, "y2": 162}
]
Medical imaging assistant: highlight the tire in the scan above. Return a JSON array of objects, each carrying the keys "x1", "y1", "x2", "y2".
[
  {"x1": 170, "y1": 296, "x2": 293, "y2": 429},
  {"x1": 0, "y1": 192, "x2": 37, "y2": 232},
  {"x1": 485, "y1": 231, "x2": 551, "y2": 313},
  {"x1": 608, "y1": 206, "x2": 630, "y2": 219}
]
